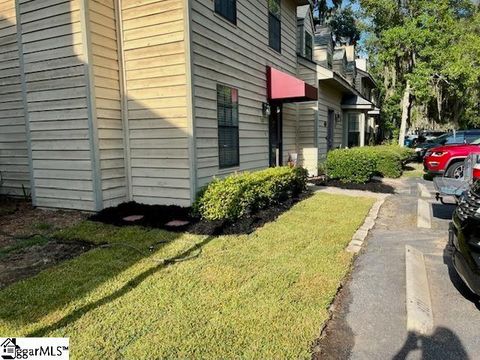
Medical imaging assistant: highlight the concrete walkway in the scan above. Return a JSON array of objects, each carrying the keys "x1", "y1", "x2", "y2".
[{"x1": 314, "y1": 177, "x2": 480, "y2": 360}]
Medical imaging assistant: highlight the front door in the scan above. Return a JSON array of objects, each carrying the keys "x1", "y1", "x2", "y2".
[
  {"x1": 327, "y1": 109, "x2": 335, "y2": 151},
  {"x1": 269, "y1": 104, "x2": 282, "y2": 167}
]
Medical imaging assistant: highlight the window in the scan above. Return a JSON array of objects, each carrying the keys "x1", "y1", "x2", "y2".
[
  {"x1": 217, "y1": 84, "x2": 239, "y2": 168},
  {"x1": 305, "y1": 31, "x2": 312, "y2": 60},
  {"x1": 268, "y1": 0, "x2": 281, "y2": 52},
  {"x1": 445, "y1": 132, "x2": 465, "y2": 144},
  {"x1": 327, "y1": 52, "x2": 333, "y2": 69},
  {"x1": 215, "y1": 0, "x2": 236, "y2": 24}
]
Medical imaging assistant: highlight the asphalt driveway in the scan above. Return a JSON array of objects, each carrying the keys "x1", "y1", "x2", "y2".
[{"x1": 314, "y1": 177, "x2": 480, "y2": 360}]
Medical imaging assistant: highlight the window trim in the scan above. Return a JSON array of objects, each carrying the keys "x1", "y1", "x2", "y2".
[
  {"x1": 217, "y1": 84, "x2": 240, "y2": 169},
  {"x1": 304, "y1": 31, "x2": 312, "y2": 60},
  {"x1": 268, "y1": 0, "x2": 281, "y2": 53},
  {"x1": 214, "y1": 0, "x2": 237, "y2": 25}
]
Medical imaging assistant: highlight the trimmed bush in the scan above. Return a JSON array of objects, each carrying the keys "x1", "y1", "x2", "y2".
[
  {"x1": 194, "y1": 166, "x2": 308, "y2": 221},
  {"x1": 326, "y1": 145, "x2": 415, "y2": 183},
  {"x1": 325, "y1": 148, "x2": 377, "y2": 183}
]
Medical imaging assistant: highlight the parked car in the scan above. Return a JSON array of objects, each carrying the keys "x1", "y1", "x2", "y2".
[
  {"x1": 421, "y1": 130, "x2": 445, "y2": 142},
  {"x1": 423, "y1": 137, "x2": 480, "y2": 178},
  {"x1": 450, "y1": 180, "x2": 480, "y2": 296},
  {"x1": 416, "y1": 130, "x2": 480, "y2": 160},
  {"x1": 404, "y1": 134, "x2": 419, "y2": 148}
]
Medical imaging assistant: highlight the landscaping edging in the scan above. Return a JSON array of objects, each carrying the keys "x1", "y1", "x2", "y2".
[{"x1": 346, "y1": 196, "x2": 387, "y2": 253}]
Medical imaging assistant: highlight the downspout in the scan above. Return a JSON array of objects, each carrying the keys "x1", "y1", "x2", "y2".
[
  {"x1": 15, "y1": 0, "x2": 36, "y2": 205},
  {"x1": 115, "y1": 0, "x2": 132, "y2": 201},
  {"x1": 80, "y1": 0, "x2": 103, "y2": 211},
  {"x1": 184, "y1": 0, "x2": 198, "y2": 203}
]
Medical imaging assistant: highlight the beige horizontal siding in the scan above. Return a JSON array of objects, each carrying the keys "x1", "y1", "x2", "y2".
[
  {"x1": 90, "y1": 0, "x2": 126, "y2": 208},
  {"x1": 297, "y1": 60, "x2": 317, "y2": 165},
  {"x1": 317, "y1": 82, "x2": 343, "y2": 160},
  {"x1": 19, "y1": 0, "x2": 94, "y2": 210},
  {"x1": 121, "y1": 0, "x2": 190, "y2": 206},
  {"x1": 192, "y1": 0, "x2": 299, "y2": 187},
  {"x1": 0, "y1": 0, "x2": 29, "y2": 197}
]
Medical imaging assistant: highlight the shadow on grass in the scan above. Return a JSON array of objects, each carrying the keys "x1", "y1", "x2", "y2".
[
  {"x1": 27, "y1": 234, "x2": 215, "y2": 337},
  {"x1": 0, "y1": 229, "x2": 184, "y2": 328}
]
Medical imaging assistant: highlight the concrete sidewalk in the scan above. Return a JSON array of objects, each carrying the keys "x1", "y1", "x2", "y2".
[{"x1": 314, "y1": 178, "x2": 480, "y2": 360}]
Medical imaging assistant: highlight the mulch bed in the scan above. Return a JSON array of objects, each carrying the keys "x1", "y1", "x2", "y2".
[
  {"x1": 90, "y1": 192, "x2": 312, "y2": 236},
  {"x1": 308, "y1": 176, "x2": 395, "y2": 194}
]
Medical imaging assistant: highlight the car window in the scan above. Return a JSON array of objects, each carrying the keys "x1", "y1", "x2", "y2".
[
  {"x1": 433, "y1": 134, "x2": 451, "y2": 144},
  {"x1": 445, "y1": 132, "x2": 465, "y2": 144},
  {"x1": 465, "y1": 133, "x2": 480, "y2": 143},
  {"x1": 471, "y1": 137, "x2": 480, "y2": 145}
]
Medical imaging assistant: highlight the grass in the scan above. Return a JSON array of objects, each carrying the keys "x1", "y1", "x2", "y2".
[
  {"x1": 0, "y1": 193, "x2": 374, "y2": 359},
  {"x1": 402, "y1": 162, "x2": 424, "y2": 178},
  {"x1": 0, "y1": 235, "x2": 50, "y2": 259}
]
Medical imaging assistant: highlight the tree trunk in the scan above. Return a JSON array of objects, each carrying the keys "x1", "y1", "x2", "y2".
[{"x1": 398, "y1": 81, "x2": 411, "y2": 147}]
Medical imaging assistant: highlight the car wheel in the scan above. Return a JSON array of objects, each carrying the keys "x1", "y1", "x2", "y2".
[{"x1": 446, "y1": 162, "x2": 465, "y2": 179}]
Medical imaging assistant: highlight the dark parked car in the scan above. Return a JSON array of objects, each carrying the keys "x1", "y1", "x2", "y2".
[
  {"x1": 450, "y1": 181, "x2": 480, "y2": 296},
  {"x1": 415, "y1": 130, "x2": 480, "y2": 160}
]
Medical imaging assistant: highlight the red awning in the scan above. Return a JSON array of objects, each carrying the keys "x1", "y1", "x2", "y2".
[{"x1": 266, "y1": 66, "x2": 318, "y2": 103}]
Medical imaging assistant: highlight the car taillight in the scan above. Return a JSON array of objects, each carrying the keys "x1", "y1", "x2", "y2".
[{"x1": 474, "y1": 164, "x2": 480, "y2": 180}]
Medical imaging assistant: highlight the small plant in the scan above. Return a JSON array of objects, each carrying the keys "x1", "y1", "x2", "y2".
[
  {"x1": 193, "y1": 167, "x2": 308, "y2": 221},
  {"x1": 35, "y1": 222, "x2": 53, "y2": 231}
]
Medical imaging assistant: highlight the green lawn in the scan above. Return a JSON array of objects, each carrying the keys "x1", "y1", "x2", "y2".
[
  {"x1": 0, "y1": 193, "x2": 374, "y2": 359},
  {"x1": 402, "y1": 162, "x2": 424, "y2": 178}
]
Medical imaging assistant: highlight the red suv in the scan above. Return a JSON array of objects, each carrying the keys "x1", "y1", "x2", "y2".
[{"x1": 424, "y1": 138, "x2": 480, "y2": 178}]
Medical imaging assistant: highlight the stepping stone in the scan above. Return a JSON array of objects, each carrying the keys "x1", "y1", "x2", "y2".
[
  {"x1": 165, "y1": 220, "x2": 190, "y2": 227},
  {"x1": 123, "y1": 215, "x2": 144, "y2": 222}
]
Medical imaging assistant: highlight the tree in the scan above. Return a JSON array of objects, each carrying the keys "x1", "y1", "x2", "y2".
[
  {"x1": 360, "y1": 0, "x2": 480, "y2": 144},
  {"x1": 329, "y1": 7, "x2": 361, "y2": 45}
]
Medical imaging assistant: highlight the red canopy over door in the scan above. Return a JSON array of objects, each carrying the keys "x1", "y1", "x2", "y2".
[{"x1": 266, "y1": 66, "x2": 318, "y2": 103}]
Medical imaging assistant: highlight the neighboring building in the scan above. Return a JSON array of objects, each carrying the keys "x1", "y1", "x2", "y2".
[{"x1": 0, "y1": 1, "x2": 378, "y2": 211}]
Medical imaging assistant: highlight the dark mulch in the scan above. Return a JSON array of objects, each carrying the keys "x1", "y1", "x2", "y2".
[
  {"x1": 89, "y1": 192, "x2": 312, "y2": 236},
  {"x1": 0, "y1": 240, "x2": 93, "y2": 289},
  {"x1": 308, "y1": 176, "x2": 395, "y2": 194},
  {"x1": 326, "y1": 180, "x2": 395, "y2": 194}
]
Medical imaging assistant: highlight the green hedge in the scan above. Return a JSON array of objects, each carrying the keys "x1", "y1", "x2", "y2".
[
  {"x1": 325, "y1": 148, "x2": 377, "y2": 183},
  {"x1": 326, "y1": 145, "x2": 415, "y2": 183},
  {"x1": 193, "y1": 166, "x2": 308, "y2": 221}
]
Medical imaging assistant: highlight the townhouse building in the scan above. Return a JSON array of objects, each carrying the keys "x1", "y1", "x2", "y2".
[{"x1": 0, "y1": 0, "x2": 378, "y2": 211}]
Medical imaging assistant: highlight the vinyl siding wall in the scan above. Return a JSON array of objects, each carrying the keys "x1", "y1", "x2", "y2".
[
  {"x1": 18, "y1": 0, "x2": 95, "y2": 210},
  {"x1": 317, "y1": 82, "x2": 343, "y2": 159},
  {"x1": 191, "y1": 0, "x2": 299, "y2": 187},
  {"x1": 0, "y1": 0, "x2": 29, "y2": 197},
  {"x1": 89, "y1": 0, "x2": 126, "y2": 208},
  {"x1": 297, "y1": 59, "x2": 317, "y2": 164},
  {"x1": 120, "y1": 0, "x2": 191, "y2": 206}
]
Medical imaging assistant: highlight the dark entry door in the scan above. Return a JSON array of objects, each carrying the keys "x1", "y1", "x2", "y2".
[
  {"x1": 269, "y1": 104, "x2": 282, "y2": 167},
  {"x1": 327, "y1": 109, "x2": 335, "y2": 151}
]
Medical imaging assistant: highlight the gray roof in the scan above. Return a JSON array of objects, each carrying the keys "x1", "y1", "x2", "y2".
[{"x1": 314, "y1": 25, "x2": 333, "y2": 46}]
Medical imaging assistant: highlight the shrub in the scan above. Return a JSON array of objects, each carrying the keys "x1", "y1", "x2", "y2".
[
  {"x1": 194, "y1": 166, "x2": 308, "y2": 221},
  {"x1": 326, "y1": 145, "x2": 416, "y2": 182},
  {"x1": 325, "y1": 148, "x2": 377, "y2": 183},
  {"x1": 372, "y1": 147, "x2": 403, "y2": 178}
]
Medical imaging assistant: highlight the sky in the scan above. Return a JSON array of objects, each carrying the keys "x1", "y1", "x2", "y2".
[{"x1": 326, "y1": 0, "x2": 360, "y2": 11}]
